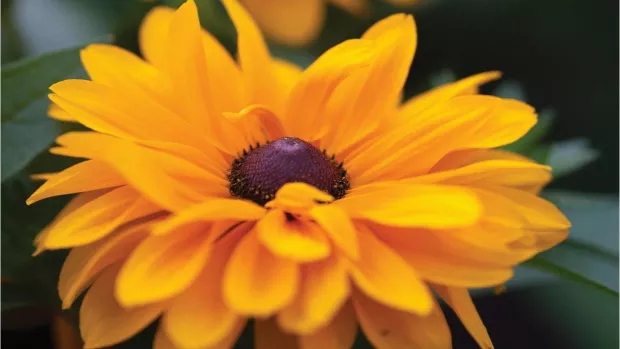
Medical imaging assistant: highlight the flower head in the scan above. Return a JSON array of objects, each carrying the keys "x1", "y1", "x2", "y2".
[{"x1": 29, "y1": 0, "x2": 570, "y2": 348}]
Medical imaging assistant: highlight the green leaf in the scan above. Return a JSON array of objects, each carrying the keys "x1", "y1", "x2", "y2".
[
  {"x1": 1, "y1": 46, "x2": 89, "y2": 181},
  {"x1": 545, "y1": 138, "x2": 599, "y2": 178}
]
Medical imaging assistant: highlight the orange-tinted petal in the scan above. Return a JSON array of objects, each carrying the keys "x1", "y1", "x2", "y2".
[
  {"x1": 41, "y1": 186, "x2": 159, "y2": 249},
  {"x1": 257, "y1": 209, "x2": 330, "y2": 262},
  {"x1": 354, "y1": 290, "x2": 451, "y2": 349},
  {"x1": 27, "y1": 160, "x2": 124, "y2": 205},
  {"x1": 278, "y1": 254, "x2": 349, "y2": 334},
  {"x1": 80, "y1": 266, "x2": 165, "y2": 349},
  {"x1": 297, "y1": 302, "x2": 358, "y2": 349},
  {"x1": 223, "y1": 230, "x2": 299, "y2": 316},
  {"x1": 336, "y1": 183, "x2": 480, "y2": 228},
  {"x1": 139, "y1": 6, "x2": 174, "y2": 68},
  {"x1": 59, "y1": 219, "x2": 153, "y2": 309},
  {"x1": 433, "y1": 285, "x2": 494, "y2": 349},
  {"x1": 255, "y1": 318, "x2": 299, "y2": 349},
  {"x1": 309, "y1": 204, "x2": 359, "y2": 259},
  {"x1": 164, "y1": 228, "x2": 242, "y2": 349},
  {"x1": 115, "y1": 223, "x2": 211, "y2": 307},
  {"x1": 350, "y1": 225, "x2": 433, "y2": 314}
]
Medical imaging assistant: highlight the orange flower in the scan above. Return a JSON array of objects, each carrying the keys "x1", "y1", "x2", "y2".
[
  {"x1": 29, "y1": 0, "x2": 570, "y2": 348},
  {"x1": 239, "y1": 0, "x2": 419, "y2": 46}
]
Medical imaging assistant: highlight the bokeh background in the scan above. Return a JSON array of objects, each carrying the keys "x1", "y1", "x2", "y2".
[{"x1": 1, "y1": 0, "x2": 618, "y2": 348}]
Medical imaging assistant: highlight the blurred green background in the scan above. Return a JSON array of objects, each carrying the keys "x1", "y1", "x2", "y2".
[{"x1": 1, "y1": 0, "x2": 618, "y2": 348}]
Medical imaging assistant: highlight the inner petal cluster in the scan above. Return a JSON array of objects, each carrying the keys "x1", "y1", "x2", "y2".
[{"x1": 228, "y1": 137, "x2": 350, "y2": 205}]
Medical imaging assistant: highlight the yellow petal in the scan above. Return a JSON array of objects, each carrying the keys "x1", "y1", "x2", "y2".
[
  {"x1": 257, "y1": 209, "x2": 331, "y2": 262},
  {"x1": 164, "y1": 0, "x2": 245, "y2": 153},
  {"x1": 115, "y1": 222, "x2": 212, "y2": 307},
  {"x1": 354, "y1": 290, "x2": 451, "y2": 349},
  {"x1": 255, "y1": 318, "x2": 299, "y2": 349},
  {"x1": 223, "y1": 230, "x2": 299, "y2": 316},
  {"x1": 80, "y1": 44, "x2": 173, "y2": 108},
  {"x1": 408, "y1": 159, "x2": 552, "y2": 192},
  {"x1": 377, "y1": 225, "x2": 514, "y2": 287},
  {"x1": 309, "y1": 204, "x2": 359, "y2": 259},
  {"x1": 33, "y1": 191, "x2": 105, "y2": 255},
  {"x1": 336, "y1": 183, "x2": 480, "y2": 228},
  {"x1": 49, "y1": 80, "x2": 214, "y2": 153},
  {"x1": 433, "y1": 285, "x2": 494, "y2": 349},
  {"x1": 266, "y1": 182, "x2": 333, "y2": 213},
  {"x1": 285, "y1": 38, "x2": 374, "y2": 140},
  {"x1": 164, "y1": 227, "x2": 242, "y2": 349},
  {"x1": 350, "y1": 225, "x2": 433, "y2": 314},
  {"x1": 153, "y1": 198, "x2": 266, "y2": 235},
  {"x1": 222, "y1": 0, "x2": 281, "y2": 111},
  {"x1": 348, "y1": 95, "x2": 536, "y2": 183},
  {"x1": 482, "y1": 186, "x2": 571, "y2": 230},
  {"x1": 224, "y1": 104, "x2": 286, "y2": 141},
  {"x1": 241, "y1": 0, "x2": 324, "y2": 46},
  {"x1": 322, "y1": 14, "x2": 416, "y2": 154},
  {"x1": 297, "y1": 302, "x2": 358, "y2": 349},
  {"x1": 155, "y1": 319, "x2": 247, "y2": 349},
  {"x1": 80, "y1": 266, "x2": 165, "y2": 349},
  {"x1": 139, "y1": 6, "x2": 174, "y2": 68},
  {"x1": 27, "y1": 160, "x2": 124, "y2": 205},
  {"x1": 278, "y1": 255, "x2": 350, "y2": 334},
  {"x1": 42, "y1": 186, "x2": 159, "y2": 249},
  {"x1": 59, "y1": 219, "x2": 154, "y2": 309},
  {"x1": 52, "y1": 132, "x2": 227, "y2": 212},
  {"x1": 398, "y1": 71, "x2": 502, "y2": 120},
  {"x1": 48, "y1": 102, "x2": 74, "y2": 121}
]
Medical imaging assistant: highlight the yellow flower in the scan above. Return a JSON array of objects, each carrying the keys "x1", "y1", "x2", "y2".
[
  {"x1": 29, "y1": 0, "x2": 570, "y2": 348},
  {"x1": 239, "y1": 0, "x2": 418, "y2": 46}
]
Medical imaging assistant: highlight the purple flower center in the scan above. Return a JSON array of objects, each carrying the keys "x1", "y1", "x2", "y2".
[{"x1": 228, "y1": 137, "x2": 350, "y2": 205}]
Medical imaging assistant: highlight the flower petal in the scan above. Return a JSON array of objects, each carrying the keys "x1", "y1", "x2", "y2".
[
  {"x1": 153, "y1": 198, "x2": 266, "y2": 235},
  {"x1": 48, "y1": 102, "x2": 74, "y2": 121},
  {"x1": 222, "y1": 0, "x2": 282, "y2": 111},
  {"x1": 164, "y1": 228, "x2": 242, "y2": 349},
  {"x1": 309, "y1": 204, "x2": 359, "y2": 259},
  {"x1": 376, "y1": 225, "x2": 514, "y2": 287},
  {"x1": 80, "y1": 44, "x2": 172, "y2": 108},
  {"x1": 284, "y1": 38, "x2": 374, "y2": 140},
  {"x1": 41, "y1": 186, "x2": 159, "y2": 249},
  {"x1": 49, "y1": 80, "x2": 213, "y2": 152},
  {"x1": 27, "y1": 160, "x2": 124, "y2": 205},
  {"x1": 348, "y1": 95, "x2": 537, "y2": 183},
  {"x1": 278, "y1": 254, "x2": 349, "y2": 334},
  {"x1": 397, "y1": 71, "x2": 502, "y2": 120},
  {"x1": 164, "y1": 0, "x2": 245, "y2": 152},
  {"x1": 297, "y1": 302, "x2": 358, "y2": 349},
  {"x1": 241, "y1": 0, "x2": 324, "y2": 46},
  {"x1": 115, "y1": 222, "x2": 212, "y2": 307},
  {"x1": 354, "y1": 290, "x2": 451, "y2": 349},
  {"x1": 52, "y1": 132, "x2": 227, "y2": 212},
  {"x1": 336, "y1": 183, "x2": 480, "y2": 228},
  {"x1": 139, "y1": 6, "x2": 174, "y2": 68},
  {"x1": 433, "y1": 285, "x2": 494, "y2": 349},
  {"x1": 154, "y1": 320, "x2": 247, "y2": 349},
  {"x1": 80, "y1": 266, "x2": 165, "y2": 349},
  {"x1": 257, "y1": 209, "x2": 331, "y2": 262},
  {"x1": 223, "y1": 230, "x2": 299, "y2": 316},
  {"x1": 322, "y1": 14, "x2": 416, "y2": 153},
  {"x1": 350, "y1": 225, "x2": 433, "y2": 314},
  {"x1": 59, "y1": 219, "x2": 154, "y2": 309},
  {"x1": 266, "y1": 182, "x2": 333, "y2": 213}
]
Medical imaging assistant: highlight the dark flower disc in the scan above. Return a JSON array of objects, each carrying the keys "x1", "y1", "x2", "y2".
[{"x1": 228, "y1": 137, "x2": 350, "y2": 206}]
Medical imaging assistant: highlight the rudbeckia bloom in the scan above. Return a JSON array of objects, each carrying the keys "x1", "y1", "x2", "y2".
[
  {"x1": 29, "y1": 0, "x2": 570, "y2": 348},
  {"x1": 239, "y1": 0, "x2": 418, "y2": 46}
]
